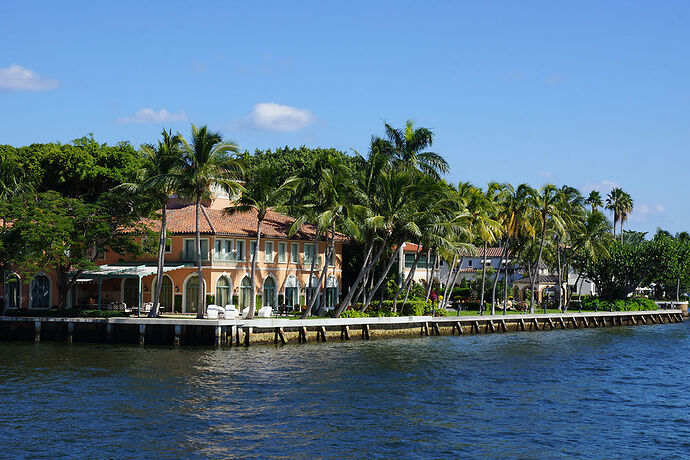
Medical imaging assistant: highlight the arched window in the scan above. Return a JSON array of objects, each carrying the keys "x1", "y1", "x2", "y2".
[
  {"x1": 240, "y1": 276, "x2": 252, "y2": 309},
  {"x1": 5, "y1": 273, "x2": 21, "y2": 309},
  {"x1": 185, "y1": 275, "x2": 205, "y2": 313},
  {"x1": 216, "y1": 276, "x2": 231, "y2": 307},
  {"x1": 30, "y1": 275, "x2": 50, "y2": 308},
  {"x1": 152, "y1": 276, "x2": 173, "y2": 312},
  {"x1": 306, "y1": 275, "x2": 321, "y2": 309},
  {"x1": 263, "y1": 277, "x2": 276, "y2": 307},
  {"x1": 123, "y1": 279, "x2": 139, "y2": 310},
  {"x1": 284, "y1": 275, "x2": 299, "y2": 308}
]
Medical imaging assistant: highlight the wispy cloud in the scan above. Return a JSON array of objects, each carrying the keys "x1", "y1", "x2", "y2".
[
  {"x1": 580, "y1": 179, "x2": 621, "y2": 194},
  {"x1": 245, "y1": 102, "x2": 316, "y2": 132},
  {"x1": 630, "y1": 203, "x2": 667, "y2": 223},
  {"x1": 0, "y1": 64, "x2": 59, "y2": 91},
  {"x1": 116, "y1": 108, "x2": 188, "y2": 124},
  {"x1": 537, "y1": 170, "x2": 554, "y2": 180}
]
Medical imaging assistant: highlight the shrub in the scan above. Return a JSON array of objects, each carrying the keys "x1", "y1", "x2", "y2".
[
  {"x1": 340, "y1": 309, "x2": 367, "y2": 318},
  {"x1": 401, "y1": 300, "x2": 428, "y2": 316},
  {"x1": 581, "y1": 297, "x2": 658, "y2": 312}
]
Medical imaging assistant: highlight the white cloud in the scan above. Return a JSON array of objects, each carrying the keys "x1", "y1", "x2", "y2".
[
  {"x1": 629, "y1": 203, "x2": 666, "y2": 223},
  {"x1": 246, "y1": 102, "x2": 316, "y2": 132},
  {"x1": 0, "y1": 64, "x2": 59, "y2": 91},
  {"x1": 116, "y1": 108, "x2": 187, "y2": 124},
  {"x1": 537, "y1": 170, "x2": 554, "y2": 180},
  {"x1": 580, "y1": 179, "x2": 621, "y2": 194}
]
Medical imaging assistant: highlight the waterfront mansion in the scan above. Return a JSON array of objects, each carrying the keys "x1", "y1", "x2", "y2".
[{"x1": 2, "y1": 189, "x2": 348, "y2": 313}]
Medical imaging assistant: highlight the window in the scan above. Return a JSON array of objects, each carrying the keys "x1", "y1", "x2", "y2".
[
  {"x1": 404, "y1": 253, "x2": 416, "y2": 268},
  {"x1": 30, "y1": 275, "x2": 50, "y2": 308},
  {"x1": 214, "y1": 239, "x2": 234, "y2": 261},
  {"x1": 290, "y1": 243, "x2": 299, "y2": 263},
  {"x1": 5, "y1": 273, "x2": 20, "y2": 308},
  {"x1": 265, "y1": 241, "x2": 274, "y2": 263},
  {"x1": 326, "y1": 248, "x2": 335, "y2": 267},
  {"x1": 278, "y1": 242, "x2": 287, "y2": 263},
  {"x1": 235, "y1": 240, "x2": 245, "y2": 261},
  {"x1": 468, "y1": 260, "x2": 473, "y2": 267},
  {"x1": 304, "y1": 244, "x2": 315, "y2": 265},
  {"x1": 183, "y1": 239, "x2": 209, "y2": 261},
  {"x1": 165, "y1": 238, "x2": 172, "y2": 253},
  {"x1": 240, "y1": 276, "x2": 252, "y2": 309},
  {"x1": 250, "y1": 241, "x2": 257, "y2": 262}
]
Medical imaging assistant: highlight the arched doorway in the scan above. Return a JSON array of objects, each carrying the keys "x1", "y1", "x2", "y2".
[
  {"x1": 216, "y1": 276, "x2": 231, "y2": 307},
  {"x1": 306, "y1": 275, "x2": 321, "y2": 309},
  {"x1": 263, "y1": 277, "x2": 276, "y2": 307},
  {"x1": 239, "y1": 276, "x2": 252, "y2": 309},
  {"x1": 152, "y1": 276, "x2": 173, "y2": 312},
  {"x1": 185, "y1": 275, "x2": 205, "y2": 313},
  {"x1": 5, "y1": 273, "x2": 21, "y2": 309},
  {"x1": 30, "y1": 274, "x2": 50, "y2": 308}
]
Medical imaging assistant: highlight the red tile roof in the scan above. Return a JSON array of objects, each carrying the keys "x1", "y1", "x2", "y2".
[
  {"x1": 142, "y1": 205, "x2": 349, "y2": 242},
  {"x1": 402, "y1": 244, "x2": 512, "y2": 258}
]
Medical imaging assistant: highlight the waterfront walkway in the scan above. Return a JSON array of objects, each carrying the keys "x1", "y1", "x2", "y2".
[{"x1": 0, "y1": 309, "x2": 685, "y2": 346}]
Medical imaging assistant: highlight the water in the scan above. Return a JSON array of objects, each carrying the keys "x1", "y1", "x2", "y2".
[{"x1": 2, "y1": 323, "x2": 690, "y2": 459}]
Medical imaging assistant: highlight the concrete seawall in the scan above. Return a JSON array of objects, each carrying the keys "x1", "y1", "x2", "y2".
[{"x1": 0, "y1": 310, "x2": 685, "y2": 347}]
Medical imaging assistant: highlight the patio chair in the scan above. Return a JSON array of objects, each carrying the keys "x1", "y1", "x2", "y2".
[{"x1": 257, "y1": 306, "x2": 273, "y2": 318}]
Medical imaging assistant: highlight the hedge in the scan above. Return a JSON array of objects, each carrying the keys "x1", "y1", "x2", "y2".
[{"x1": 580, "y1": 297, "x2": 658, "y2": 312}]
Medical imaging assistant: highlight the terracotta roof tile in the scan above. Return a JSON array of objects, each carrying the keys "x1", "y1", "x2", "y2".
[{"x1": 142, "y1": 205, "x2": 349, "y2": 242}]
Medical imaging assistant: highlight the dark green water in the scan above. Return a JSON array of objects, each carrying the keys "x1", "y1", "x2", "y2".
[{"x1": 1, "y1": 322, "x2": 689, "y2": 458}]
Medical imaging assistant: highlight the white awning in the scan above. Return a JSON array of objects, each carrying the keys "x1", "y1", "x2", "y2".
[{"x1": 71, "y1": 263, "x2": 190, "y2": 280}]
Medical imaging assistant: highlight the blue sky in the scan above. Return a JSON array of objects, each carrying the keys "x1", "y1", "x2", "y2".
[{"x1": 1, "y1": 1, "x2": 688, "y2": 234}]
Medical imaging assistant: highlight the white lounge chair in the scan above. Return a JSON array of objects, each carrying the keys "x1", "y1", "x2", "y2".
[
  {"x1": 224, "y1": 305, "x2": 239, "y2": 319},
  {"x1": 257, "y1": 306, "x2": 273, "y2": 318}
]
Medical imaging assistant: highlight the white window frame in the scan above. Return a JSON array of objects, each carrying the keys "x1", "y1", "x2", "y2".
[
  {"x1": 183, "y1": 238, "x2": 209, "y2": 261},
  {"x1": 214, "y1": 238, "x2": 234, "y2": 262},
  {"x1": 165, "y1": 237, "x2": 172, "y2": 254},
  {"x1": 304, "y1": 244, "x2": 315, "y2": 265},
  {"x1": 250, "y1": 241, "x2": 257, "y2": 262}
]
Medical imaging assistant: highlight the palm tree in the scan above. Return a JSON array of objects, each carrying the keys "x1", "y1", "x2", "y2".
[
  {"x1": 527, "y1": 184, "x2": 565, "y2": 314},
  {"x1": 121, "y1": 130, "x2": 183, "y2": 317},
  {"x1": 383, "y1": 119, "x2": 449, "y2": 178},
  {"x1": 618, "y1": 191, "x2": 634, "y2": 242},
  {"x1": 567, "y1": 210, "x2": 612, "y2": 310},
  {"x1": 225, "y1": 164, "x2": 300, "y2": 319},
  {"x1": 178, "y1": 124, "x2": 241, "y2": 319},
  {"x1": 605, "y1": 188, "x2": 624, "y2": 239},
  {"x1": 585, "y1": 190, "x2": 603, "y2": 212}
]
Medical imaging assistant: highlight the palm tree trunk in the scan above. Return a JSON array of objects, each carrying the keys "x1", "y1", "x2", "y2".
[
  {"x1": 479, "y1": 241, "x2": 488, "y2": 314},
  {"x1": 149, "y1": 205, "x2": 167, "y2": 318},
  {"x1": 556, "y1": 235, "x2": 563, "y2": 312},
  {"x1": 676, "y1": 277, "x2": 681, "y2": 302},
  {"x1": 195, "y1": 197, "x2": 205, "y2": 319},
  {"x1": 502, "y1": 238, "x2": 510, "y2": 315},
  {"x1": 362, "y1": 250, "x2": 398, "y2": 311},
  {"x1": 247, "y1": 219, "x2": 263, "y2": 319},
  {"x1": 303, "y1": 236, "x2": 332, "y2": 318},
  {"x1": 301, "y1": 229, "x2": 321, "y2": 317},
  {"x1": 530, "y1": 217, "x2": 547, "y2": 314},
  {"x1": 445, "y1": 257, "x2": 464, "y2": 311},
  {"x1": 441, "y1": 254, "x2": 457, "y2": 309},
  {"x1": 333, "y1": 236, "x2": 385, "y2": 317},
  {"x1": 491, "y1": 240, "x2": 508, "y2": 315},
  {"x1": 393, "y1": 247, "x2": 422, "y2": 313},
  {"x1": 425, "y1": 249, "x2": 436, "y2": 302}
]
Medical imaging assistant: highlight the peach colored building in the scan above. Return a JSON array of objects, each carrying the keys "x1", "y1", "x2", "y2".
[{"x1": 2, "y1": 192, "x2": 347, "y2": 314}]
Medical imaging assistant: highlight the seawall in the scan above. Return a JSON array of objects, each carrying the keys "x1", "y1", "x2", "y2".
[{"x1": 0, "y1": 310, "x2": 685, "y2": 347}]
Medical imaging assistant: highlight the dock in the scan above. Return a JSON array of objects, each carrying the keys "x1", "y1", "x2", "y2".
[{"x1": 0, "y1": 309, "x2": 685, "y2": 347}]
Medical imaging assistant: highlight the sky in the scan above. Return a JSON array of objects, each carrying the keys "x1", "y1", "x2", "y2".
[{"x1": 1, "y1": 1, "x2": 689, "y2": 235}]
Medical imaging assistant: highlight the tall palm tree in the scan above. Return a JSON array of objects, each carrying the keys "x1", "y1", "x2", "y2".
[
  {"x1": 178, "y1": 124, "x2": 241, "y2": 319},
  {"x1": 225, "y1": 164, "x2": 300, "y2": 319},
  {"x1": 527, "y1": 184, "x2": 565, "y2": 313},
  {"x1": 383, "y1": 119, "x2": 450, "y2": 178},
  {"x1": 585, "y1": 190, "x2": 603, "y2": 212},
  {"x1": 121, "y1": 130, "x2": 183, "y2": 317},
  {"x1": 605, "y1": 188, "x2": 625, "y2": 239},
  {"x1": 618, "y1": 191, "x2": 634, "y2": 242}
]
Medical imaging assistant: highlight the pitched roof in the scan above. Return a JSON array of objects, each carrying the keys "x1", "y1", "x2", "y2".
[
  {"x1": 514, "y1": 274, "x2": 560, "y2": 285},
  {"x1": 142, "y1": 205, "x2": 349, "y2": 242},
  {"x1": 402, "y1": 244, "x2": 513, "y2": 258}
]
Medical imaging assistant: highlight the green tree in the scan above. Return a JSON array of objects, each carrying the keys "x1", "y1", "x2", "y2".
[
  {"x1": 383, "y1": 119, "x2": 450, "y2": 178},
  {"x1": 585, "y1": 190, "x2": 603, "y2": 212},
  {"x1": 178, "y1": 125, "x2": 241, "y2": 318}
]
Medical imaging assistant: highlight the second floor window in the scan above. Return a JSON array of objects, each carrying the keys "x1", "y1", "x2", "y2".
[
  {"x1": 304, "y1": 244, "x2": 315, "y2": 265},
  {"x1": 278, "y1": 242, "x2": 287, "y2": 263},
  {"x1": 250, "y1": 241, "x2": 257, "y2": 262},
  {"x1": 265, "y1": 241, "x2": 274, "y2": 263},
  {"x1": 214, "y1": 239, "x2": 234, "y2": 261},
  {"x1": 235, "y1": 240, "x2": 245, "y2": 262},
  {"x1": 291, "y1": 243, "x2": 299, "y2": 263},
  {"x1": 184, "y1": 239, "x2": 209, "y2": 261}
]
